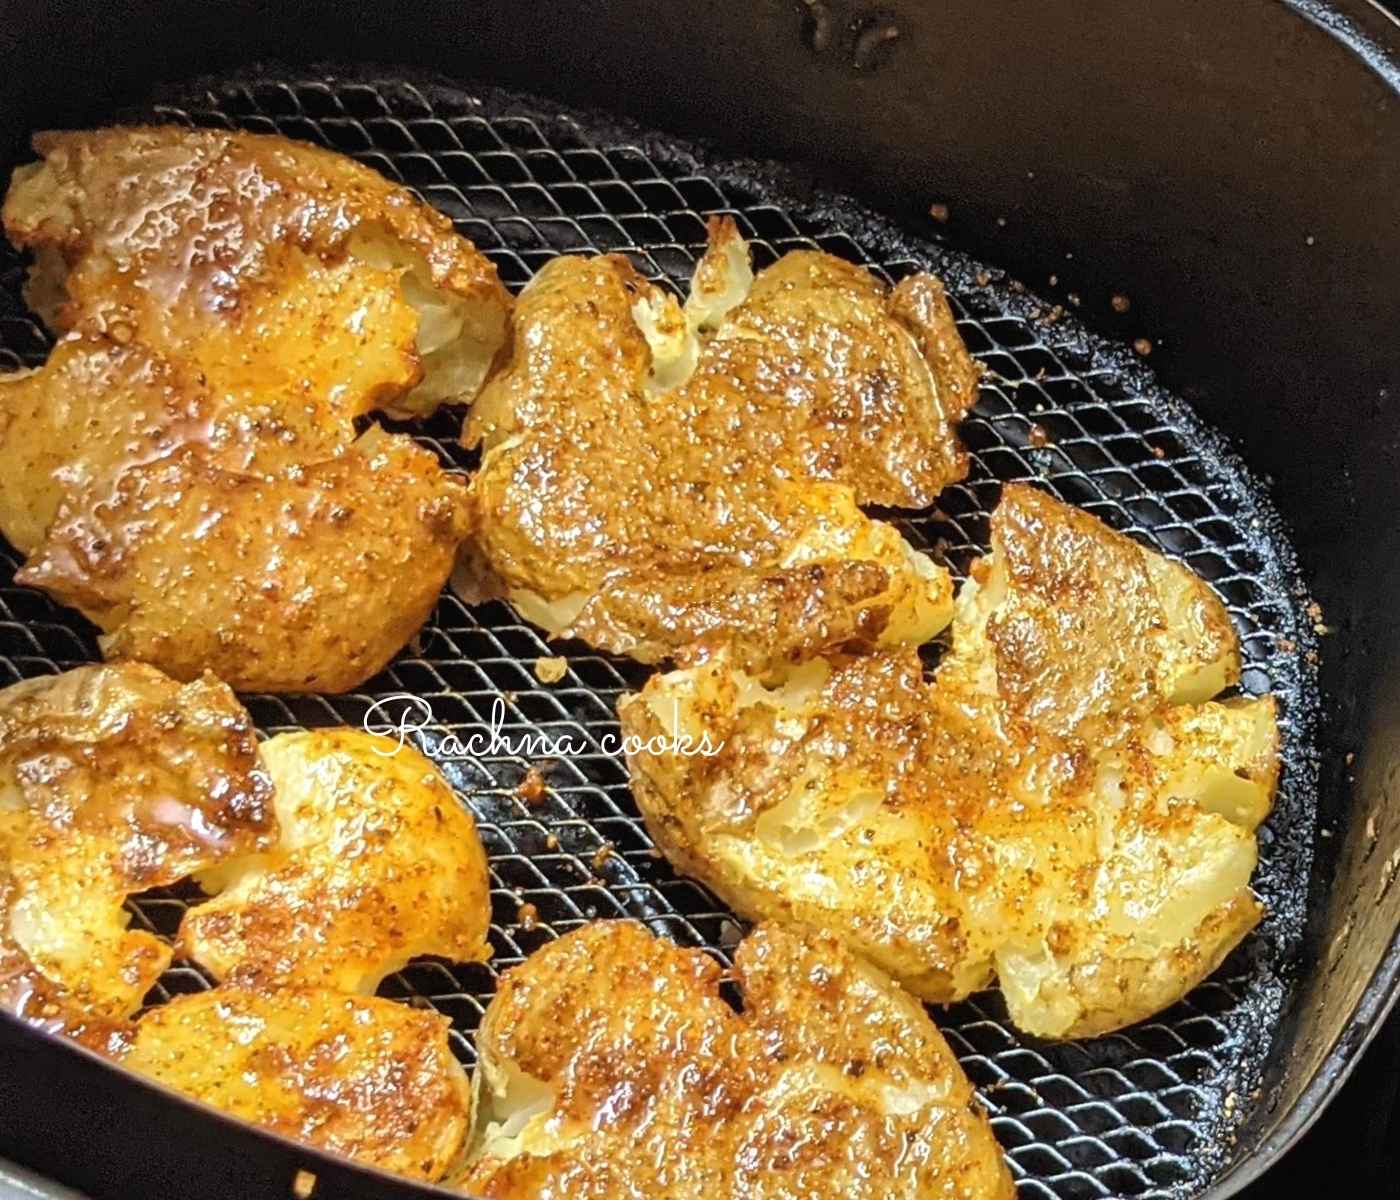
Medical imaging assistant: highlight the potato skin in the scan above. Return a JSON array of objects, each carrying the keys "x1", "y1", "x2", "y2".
[
  {"x1": 122, "y1": 986, "x2": 471, "y2": 1181},
  {"x1": 5, "y1": 126, "x2": 509, "y2": 404},
  {"x1": 19, "y1": 422, "x2": 471, "y2": 694}
]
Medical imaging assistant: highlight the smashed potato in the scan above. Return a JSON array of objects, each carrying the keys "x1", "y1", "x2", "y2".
[
  {"x1": 13, "y1": 403, "x2": 471, "y2": 695},
  {"x1": 0, "y1": 127, "x2": 507, "y2": 691},
  {"x1": 461, "y1": 218, "x2": 976, "y2": 671},
  {"x1": 0, "y1": 664, "x2": 275, "y2": 1018},
  {"x1": 624, "y1": 484, "x2": 1278, "y2": 1038},
  {"x1": 122, "y1": 985, "x2": 471, "y2": 1181},
  {"x1": 460, "y1": 920, "x2": 1013, "y2": 1200},
  {"x1": 181, "y1": 729, "x2": 491, "y2": 993},
  {"x1": 5, "y1": 126, "x2": 509, "y2": 418}
]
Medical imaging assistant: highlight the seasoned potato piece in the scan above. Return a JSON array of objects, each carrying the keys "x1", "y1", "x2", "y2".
[
  {"x1": 122, "y1": 985, "x2": 471, "y2": 1181},
  {"x1": 0, "y1": 127, "x2": 506, "y2": 692},
  {"x1": 0, "y1": 864, "x2": 139, "y2": 1055},
  {"x1": 181, "y1": 730, "x2": 490, "y2": 993},
  {"x1": 625, "y1": 485, "x2": 1278, "y2": 1038},
  {"x1": 0, "y1": 664, "x2": 275, "y2": 1018},
  {"x1": 18, "y1": 415, "x2": 470, "y2": 694},
  {"x1": 0, "y1": 339, "x2": 212, "y2": 558},
  {"x1": 460, "y1": 219, "x2": 974, "y2": 671},
  {"x1": 5, "y1": 126, "x2": 509, "y2": 417},
  {"x1": 955, "y1": 482, "x2": 1240, "y2": 741},
  {"x1": 460, "y1": 920, "x2": 1013, "y2": 1200}
]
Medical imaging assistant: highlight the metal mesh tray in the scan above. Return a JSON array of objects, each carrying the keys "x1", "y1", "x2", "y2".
[{"x1": 0, "y1": 68, "x2": 1320, "y2": 1200}]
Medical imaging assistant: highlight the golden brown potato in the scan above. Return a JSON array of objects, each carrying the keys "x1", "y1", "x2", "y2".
[
  {"x1": 624, "y1": 484, "x2": 1278, "y2": 1039},
  {"x1": 180, "y1": 729, "x2": 491, "y2": 992},
  {"x1": 5, "y1": 126, "x2": 510, "y2": 418},
  {"x1": 17, "y1": 414, "x2": 470, "y2": 694},
  {"x1": 0, "y1": 864, "x2": 132, "y2": 1055},
  {"x1": 0, "y1": 126, "x2": 507, "y2": 692},
  {"x1": 121, "y1": 985, "x2": 471, "y2": 1181},
  {"x1": 0, "y1": 663, "x2": 276, "y2": 1018},
  {"x1": 0, "y1": 339, "x2": 212, "y2": 558},
  {"x1": 459, "y1": 920, "x2": 1013, "y2": 1200},
  {"x1": 460, "y1": 219, "x2": 974, "y2": 671},
  {"x1": 960, "y1": 481, "x2": 1241, "y2": 742}
]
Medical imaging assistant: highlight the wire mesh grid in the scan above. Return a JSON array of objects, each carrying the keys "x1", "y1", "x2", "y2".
[{"x1": 0, "y1": 70, "x2": 1319, "y2": 1200}]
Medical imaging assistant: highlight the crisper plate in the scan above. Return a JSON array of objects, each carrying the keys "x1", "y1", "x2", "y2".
[{"x1": 0, "y1": 68, "x2": 1319, "y2": 1200}]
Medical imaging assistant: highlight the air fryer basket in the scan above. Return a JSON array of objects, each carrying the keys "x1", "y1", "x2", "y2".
[{"x1": 0, "y1": 5, "x2": 1396, "y2": 1200}]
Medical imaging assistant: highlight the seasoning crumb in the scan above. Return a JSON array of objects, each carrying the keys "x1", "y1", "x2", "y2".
[
  {"x1": 1111, "y1": 293, "x2": 1131, "y2": 314},
  {"x1": 545, "y1": 833, "x2": 560, "y2": 851},
  {"x1": 1346, "y1": 752, "x2": 1355, "y2": 766},
  {"x1": 1027, "y1": 423, "x2": 1050, "y2": 449},
  {"x1": 996, "y1": 215, "x2": 1007, "y2": 227},
  {"x1": 591, "y1": 843, "x2": 615, "y2": 870},
  {"x1": 517, "y1": 767, "x2": 547, "y2": 806},
  {"x1": 1133, "y1": 337, "x2": 1153, "y2": 357},
  {"x1": 1048, "y1": 274, "x2": 1059, "y2": 287},
  {"x1": 1276, "y1": 637, "x2": 1297, "y2": 654},
  {"x1": 517, "y1": 902, "x2": 540, "y2": 931},
  {"x1": 974, "y1": 270, "x2": 992, "y2": 287},
  {"x1": 1306, "y1": 601, "x2": 1324, "y2": 623},
  {"x1": 534, "y1": 655, "x2": 568, "y2": 684},
  {"x1": 1151, "y1": 444, "x2": 1166, "y2": 459},
  {"x1": 1067, "y1": 291, "x2": 1082, "y2": 307},
  {"x1": 293, "y1": 1170, "x2": 318, "y2": 1200},
  {"x1": 928, "y1": 202, "x2": 950, "y2": 223},
  {"x1": 1305, "y1": 234, "x2": 1316, "y2": 246}
]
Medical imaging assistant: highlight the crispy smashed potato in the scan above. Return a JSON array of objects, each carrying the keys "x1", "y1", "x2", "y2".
[
  {"x1": 624, "y1": 484, "x2": 1278, "y2": 1038},
  {"x1": 958, "y1": 480, "x2": 1241, "y2": 741},
  {"x1": 0, "y1": 864, "x2": 133, "y2": 1054},
  {"x1": 459, "y1": 920, "x2": 1013, "y2": 1200},
  {"x1": 460, "y1": 218, "x2": 976, "y2": 671},
  {"x1": 5, "y1": 126, "x2": 509, "y2": 417},
  {"x1": 11, "y1": 397, "x2": 470, "y2": 694},
  {"x1": 180, "y1": 729, "x2": 491, "y2": 993},
  {"x1": 121, "y1": 985, "x2": 471, "y2": 1181},
  {"x1": 0, "y1": 127, "x2": 508, "y2": 691},
  {"x1": 0, "y1": 664, "x2": 275, "y2": 1018}
]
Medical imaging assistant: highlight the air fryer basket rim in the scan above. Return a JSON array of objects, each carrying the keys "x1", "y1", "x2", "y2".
[
  {"x1": 0, "y1": 2, "x2": 1395, "y2": 1198},
  {"x1": 1284, "y1": 0, "x2": 1400, "y2": 85}
]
